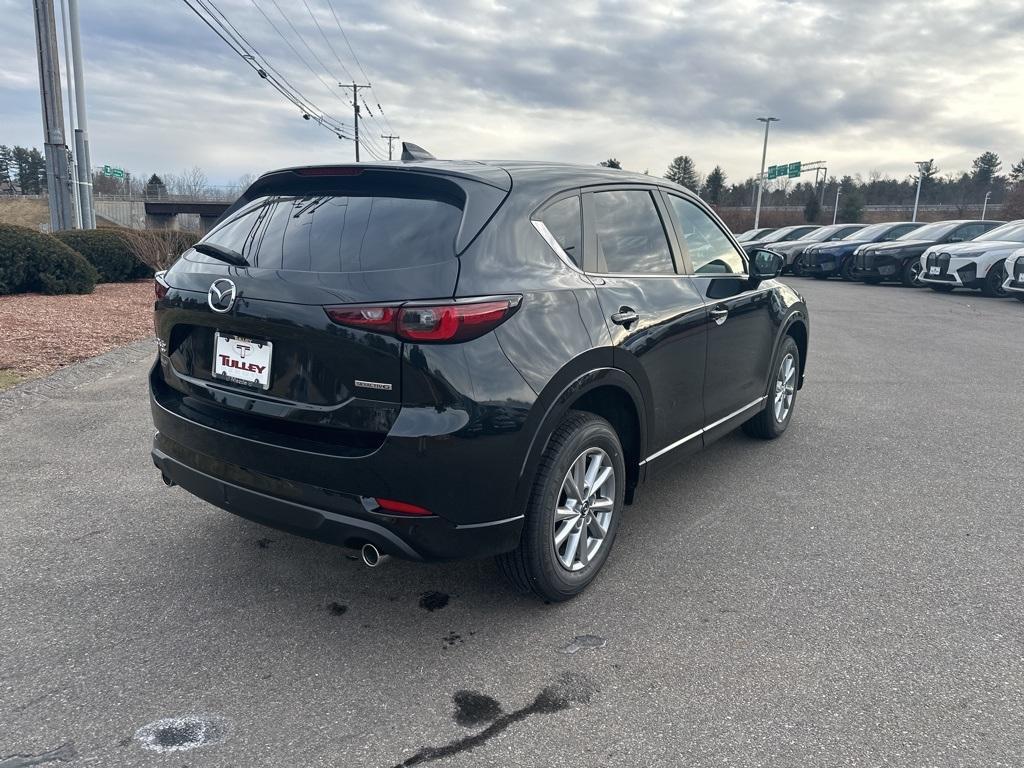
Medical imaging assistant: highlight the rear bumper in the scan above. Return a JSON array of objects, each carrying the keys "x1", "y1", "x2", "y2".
[
  {"x1": 149, "y1": 359, "x2": 528, "y2": 561},
  {"x1": 152, "y1": 440, "x2": 522, "y2": 560}
]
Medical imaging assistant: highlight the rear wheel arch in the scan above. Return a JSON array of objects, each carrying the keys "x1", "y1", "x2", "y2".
[{"x1": 517, "y1": 369, "x2": 648, "y2": 514}]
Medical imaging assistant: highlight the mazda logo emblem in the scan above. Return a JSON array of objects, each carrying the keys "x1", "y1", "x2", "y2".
[{"x1": 207, "y1": 279, "x2": 237, "y2": 313}]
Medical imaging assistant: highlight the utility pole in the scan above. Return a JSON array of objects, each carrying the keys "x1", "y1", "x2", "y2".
[
  {"x1": 753, "y1": 116, "x2": 778, "y2": 229},
  {"x1": 32, "y1": 0, "x2": 73, "y2": 232},
  {"x1": 833, "y1": 190, "x2": 842, "y2": 225},
  {"x1": 911, "y1": 159, "x2": 932, "y2": 223},
  {"x1": 340, "y1": 82, "x2": 372, "y2": 162},
  {"x1": 381, "y1": 134, "x2": 400, "y2": 161},
  {"x1": 67, "y1": 0, "x2": 95, "y2": 227},
  {"x1": 982, "y1": 190, "x2": 991, "y2": 219},
  {"x1": 57, "y1": 0, "x2": 81, "y2": 228}
]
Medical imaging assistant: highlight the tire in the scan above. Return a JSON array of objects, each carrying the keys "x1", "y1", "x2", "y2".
[
  {"x1": 900, "y1": 258, "x2": 923, "y2": 288},
  {"x1": 742, "y1": 335, "x2": 800, "y2": 440},
  {"x1": 496, "y1": 411, "x2": 625, "y2": 602},
  {"x1": 862, "y1": 277, "x2": 883, "y2": 285},
  {"x1": 839, "y1": 259, "x2": 856, "y2": 281},
  {"x1": 980, "y1": 263, "x2": 1008, "y2": 298},
  {"x1": 929, "y1": 284, "x2": 955, "y2": 293},
  {"x1": 791, "y1": 258, "x2": 804, "y2": 277},
  {"x1": 1017, "y1": 295, "x2": 1024, "y2": 303}
]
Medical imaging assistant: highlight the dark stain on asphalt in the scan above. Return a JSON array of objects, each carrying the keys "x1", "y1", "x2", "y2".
[
  {"x1": 329, "y1": 602, "x2": 348, "y2": 616},
  {"x1": 134, "y1": 715, "x2": 232, "y2": 753},
  {"x1": 442, "y1": 632, "x2": 463, "y2": 648},
  {"x1": 452, "y1": 690, "x2": 502, "y2": 727},
  {"x1": 256, "y1": 538, "x2": 274, "y2": 549},
  {"x1": 0, "y1": 743, "x2": 77, "y2": 768},
  {"x1": 418, "y1": 591, "x2": 449, "y2": 612},
  {"x1": 392, "y1": 673, "x2": 596, "y2": 767}
]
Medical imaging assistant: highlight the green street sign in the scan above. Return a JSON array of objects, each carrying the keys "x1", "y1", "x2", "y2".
[
  {"x1": 102, "y1": 165, "x2": 125, "y2": 179},
  {"x1": 788, "y1": 161, "x2": 802, "y2": 178},
  {"x1": 767, "y1": 165, "x2": 778, "y2": 180}
]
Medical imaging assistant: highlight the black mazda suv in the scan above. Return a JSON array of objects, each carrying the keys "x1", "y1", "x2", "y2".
[{"x1": 149, "y1": 155, "x2": 810, "y2": 601}]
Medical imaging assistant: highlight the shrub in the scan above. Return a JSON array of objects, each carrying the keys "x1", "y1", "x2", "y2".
[
  {"x1": 53, "y1": 228, "x2": 150, "y2": 282},
  {"x1": 0, "y1": 224, "x2": 98, "y2": 295},
  {"x1": 121, "y1": 229, "x2": 201, "y2": 272}
]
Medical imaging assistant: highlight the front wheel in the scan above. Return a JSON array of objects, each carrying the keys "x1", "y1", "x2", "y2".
[
  {"x1": 791, "y1": 258, "x2": 804, "y2": 277},
  {"x1": 980, "y1": 263, "x2": 1008, "y2": 298},
  {"x1": 743, "y1": 335, "x2": 800, "y2": 440},
  {"x1": 839, "y1": 259, "x2": 856, "y2": 281},
  {"x1": 497, "y1": 411, "x2": 625, "y2": 602},
  {"x1": 901, "y1": 259, "x2": 924, "y2": 287}
]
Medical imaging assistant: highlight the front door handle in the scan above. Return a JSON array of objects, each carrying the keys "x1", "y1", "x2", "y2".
[
  {"x1": 610, "y1": 307, "x2": 639, "y2": 326},
  {"x1": 710, "y1": 305, "x2": 729, "y2": 326}
]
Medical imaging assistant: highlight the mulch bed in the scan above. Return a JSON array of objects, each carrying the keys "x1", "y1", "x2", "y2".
[{"x1": 0, "y1": 282, "x2": 154, "y2": 384}]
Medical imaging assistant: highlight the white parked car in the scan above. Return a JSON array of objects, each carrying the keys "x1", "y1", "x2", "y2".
[
  {"x1": 919, "y1": 220, "x2": 1024, "y2": 297},
  {"x1": 1002, "y1": 247, "x2": 1024, "y2": 302}
]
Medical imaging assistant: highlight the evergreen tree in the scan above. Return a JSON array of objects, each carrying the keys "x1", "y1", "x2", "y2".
[
  {"x1": 145, "y1": 173, "x2": 168, "y2": 198},
  {"x1": 1009, "y1": 158, "x2": 1024, "y2": 186},
  {"x1": 837, "y1": 188, "x2": 865, "y2": 222},
  {"x1": 664, "y1": 155, "x2": 700, "y2": 190},
  {"x1": 0, "y1": 145, "x2": 13, "y2": 193},
  {"x1": 971, "y1": 151, "x2": 1002, "y2": 186},
  {"x1": 598, "y1": 158, "x2": 622, "y2": 169},
  {"x1": 701, "y1": 166, "x2": 726, "y2": 204},
  {"x1": 28, "y1": 148, "x2": 46, "y2": 193}
]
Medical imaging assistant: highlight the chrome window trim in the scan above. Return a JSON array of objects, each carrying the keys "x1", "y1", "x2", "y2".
[
  {"x1": 639, "y1": 396, "x2": 767, "y2": 465},
  {"x1": 531, "y1": 219, "x2": 585, "y2": 273}
]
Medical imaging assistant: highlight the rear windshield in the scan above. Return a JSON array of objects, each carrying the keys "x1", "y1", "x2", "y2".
[{"x1": 197, "y1": 179, "x2": 463, "y2": 272}]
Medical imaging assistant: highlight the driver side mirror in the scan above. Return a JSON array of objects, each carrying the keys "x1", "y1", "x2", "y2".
[{"x1": 750, "y1": 248, "x2": 784, "y2": 281}]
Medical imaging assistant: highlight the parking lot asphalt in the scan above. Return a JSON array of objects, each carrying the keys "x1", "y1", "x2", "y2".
[{"x1": 2, "y1": 280, "x2": 1022, "y2": 767}]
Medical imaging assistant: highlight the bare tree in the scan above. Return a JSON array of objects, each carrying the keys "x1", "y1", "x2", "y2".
[
  {"x1": 170, "y1": 166, "x2": 209, "y2": 198},
  {"x1": 121, "y1": 229, "x2": 199, "y2": 271}
]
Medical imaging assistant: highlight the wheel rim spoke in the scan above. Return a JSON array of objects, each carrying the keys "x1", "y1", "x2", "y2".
[{"x1": 553, "y1": 447, "x2": 616, "y2": 572}]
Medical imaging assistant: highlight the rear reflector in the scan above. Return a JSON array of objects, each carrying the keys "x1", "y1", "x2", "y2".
[
  {"x1": 375, "y1": 498, "x2": 432, "y2": 516},
  {"x1": 325, "y1": 297, "x2": 520, "y2": 343}
]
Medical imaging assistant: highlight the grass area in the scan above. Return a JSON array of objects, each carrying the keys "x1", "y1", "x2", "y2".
[{"x1": 0, "y1": 370, "x2": 27, "y2": 391}]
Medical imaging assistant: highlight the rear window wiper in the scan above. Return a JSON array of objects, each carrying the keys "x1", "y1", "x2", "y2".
[{"x1": 193, "y1": 242, "x2": 249, "y2": 267}]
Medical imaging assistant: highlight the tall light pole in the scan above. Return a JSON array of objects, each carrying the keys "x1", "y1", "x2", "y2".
[
  {"x1": 912, "y1": 159, "x2": 932, "y2": 223},
  {"x1": 833, "y1": 190, "x2": 842, "y2": 224},
  {"x1": 982, "y1": 190, "x2": 992, "y2": 219},
  {"x1": 753, "y1": 116, "x2": 778, "y2": 229},
  {"x1": 67, "y1": 0, "x2": 95, "y2": 227}
]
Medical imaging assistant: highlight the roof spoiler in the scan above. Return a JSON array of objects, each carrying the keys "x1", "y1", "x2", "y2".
[{"x1": 401, "y1": 142, "x2": 436, "y2": 162}]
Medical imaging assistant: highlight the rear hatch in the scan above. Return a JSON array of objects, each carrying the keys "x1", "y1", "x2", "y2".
[{"x1": 156, "y1": 166, "x2": 509, "y2": 452}]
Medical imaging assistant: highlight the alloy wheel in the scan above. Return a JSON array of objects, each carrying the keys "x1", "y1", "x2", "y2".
[
  {"x1": 774, "y1": 353, "x2": 796, "y2": 423},
  {"x1": 553, "y1": 448, "x2": 616, "y2": 572}
]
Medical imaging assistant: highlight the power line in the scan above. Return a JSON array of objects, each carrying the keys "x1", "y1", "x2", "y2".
[
  {"x1": 299, "y1": 0, "x2": 353, "y2": 82},
  {"x1": 324, "y1": 0, "x2": 396, "y2": 136},
  {"x1": 182, "y1": 0, "x2": 353, "y2": 141}
]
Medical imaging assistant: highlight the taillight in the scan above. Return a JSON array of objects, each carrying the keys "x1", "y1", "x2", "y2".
[
  {"x1": 375, "y1": 498, "x2": 432, "y2": 516},
  {"x1": 325, "y1": 297, "x2": 520, "y2": 343},
  {"x1": 154, "y1": 272, "x2": 169, "y2": 300}
]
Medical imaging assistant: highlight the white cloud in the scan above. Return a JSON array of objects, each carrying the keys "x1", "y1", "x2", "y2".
[{"x1": 1, "y1": 0, "x2": 1021, "y2": 186}]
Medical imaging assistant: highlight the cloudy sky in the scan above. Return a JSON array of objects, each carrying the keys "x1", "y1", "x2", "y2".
[{"x1": 2, "y1": 0, "x2": 1023, "y2": 187}]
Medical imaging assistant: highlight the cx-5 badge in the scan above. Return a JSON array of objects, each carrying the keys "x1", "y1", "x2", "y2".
[{"x1": 207, "y1": 279, "x2": 237, "y2": 313}]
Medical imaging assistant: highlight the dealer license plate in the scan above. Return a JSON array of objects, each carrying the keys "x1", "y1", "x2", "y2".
[
  {"x1": 928, "y1": 265, "x2": 941, "y2": 275},
  {"x1": 213, "y1": 332, "x2": 272, "y2": 390}
]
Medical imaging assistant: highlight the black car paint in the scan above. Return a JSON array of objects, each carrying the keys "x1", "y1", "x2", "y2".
[
  {"x1": 150, "y1": 161, "x2": 809, "y2": 562},
  {"x1": 802, "y1": 222, "x2": 921, "y2": 278},
  {"x1": 851, "y1": 220, "x2": 1003, "y2": 282}
]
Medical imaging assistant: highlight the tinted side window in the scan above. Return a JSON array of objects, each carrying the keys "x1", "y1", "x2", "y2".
[
  {"x1": 666, "y1": 195, "x2": 745, "y2": 275},
  {"x1": 591, "y1": 190, "x2": 674, "y2": 274},
  {"x1": 538, "y1": 196, "x2": 582, "y2": 266},
  {"x1": 952, "y1": 223, "x2": 986, "y2": 241},
  {"x1": 884, "y1": 224, "x2": 918, "y2": 240}
]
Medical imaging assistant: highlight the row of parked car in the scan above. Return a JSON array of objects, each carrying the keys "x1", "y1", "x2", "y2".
[{"x1": 734, "y1": 220, "x2": 1024, "y2": 300}]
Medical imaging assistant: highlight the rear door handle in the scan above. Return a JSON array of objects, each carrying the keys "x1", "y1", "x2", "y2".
[
  {"x1": 610, "y1": 308, "x2": 639, "y2": 326},
  {"x1": 710, "y1": 306, "x2": 729, "y2": 326}
]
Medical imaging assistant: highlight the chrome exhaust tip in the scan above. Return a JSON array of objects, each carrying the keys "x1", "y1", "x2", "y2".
[{"x1": 360, "y1": 543, "x2": 388, "y2": 568}]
